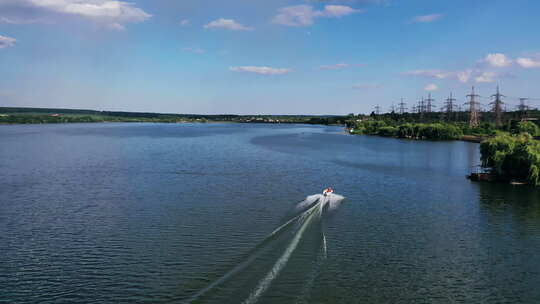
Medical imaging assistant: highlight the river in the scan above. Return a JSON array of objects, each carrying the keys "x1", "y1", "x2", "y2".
[{"x1": 1, "y1": 123, "x2": 540, "y2": 303}]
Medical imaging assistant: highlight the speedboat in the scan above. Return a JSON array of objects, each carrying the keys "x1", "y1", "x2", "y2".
[{"x1": 323, "y1": 187, "x2": 334, "y2": 196}]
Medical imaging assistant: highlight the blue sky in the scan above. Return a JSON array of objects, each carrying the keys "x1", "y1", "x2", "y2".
[{"x1": 1, "y1": 0, "x2": 540, "y2": 115}]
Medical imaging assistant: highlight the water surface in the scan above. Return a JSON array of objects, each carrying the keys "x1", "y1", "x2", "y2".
[{"x1": 1, "y1": 123, "x2": 540, "y2": 303}]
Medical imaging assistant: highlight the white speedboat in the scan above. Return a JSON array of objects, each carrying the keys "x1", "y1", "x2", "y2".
[{"x1": 323, "y1": 187, "x2": 334, "y2": 196}]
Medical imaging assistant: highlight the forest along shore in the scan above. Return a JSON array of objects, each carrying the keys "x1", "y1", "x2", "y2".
[{"x1": 0, "y1": 107, "x2": 348, "y2": 126}]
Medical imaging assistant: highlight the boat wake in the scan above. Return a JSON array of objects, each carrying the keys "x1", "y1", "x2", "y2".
[{"x1": 185, "y1": 193, "x2": 345, "y2": 304}]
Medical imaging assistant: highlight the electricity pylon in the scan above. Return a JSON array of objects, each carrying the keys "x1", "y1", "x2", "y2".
[
  {"x1": 490, "y1": 85, "x2": 505, "y2": 127},
  {"x1": 465, "y1": 86, "x2": 481, "y2": 127}
]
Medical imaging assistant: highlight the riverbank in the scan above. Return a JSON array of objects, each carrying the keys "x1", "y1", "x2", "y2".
[
  {"x1": 346, "y1": 119, "x2": 540, "y2": 142},
  {"x1": 0, "y1": 107, "x2": 348, "y2": 126}
]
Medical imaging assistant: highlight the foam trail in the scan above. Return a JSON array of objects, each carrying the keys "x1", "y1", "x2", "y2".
[
  {"x1": 185, "y1": 197, "x2": 320, "y2": 304},
  {"x1": 242, "y1": 202, "x2": 321, "y2": 304},
  {"x1": 296, "y1": 194, "x2": 322, "y2": 210},
  {"x1": 187, "y1": 193, "x2": 344, "y2": 304},
  {"x1": 243, "y1": 193, "x2": 345, "y2": 304},
  {"x1": 322, "y1": 232, "x2": 327, "y2": 259}
]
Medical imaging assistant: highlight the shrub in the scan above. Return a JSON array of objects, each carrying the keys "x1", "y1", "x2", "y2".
[
  {"x1": 516, "y1": 121, "x2": 540, "y2": 136},
  {"x1": 378, "y1": 126, "x2": 398, "y2": 137},
  {"x1": 480, "y1": 133, "x2": 540, "y2": 186}
]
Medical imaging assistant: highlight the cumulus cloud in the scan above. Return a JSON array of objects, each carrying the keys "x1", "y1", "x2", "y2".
[
  {"x1": 0, "y1": 34, "x2": 16, "y2": 48},
  {"x1": 482, "y1": 53, "x2": 512, "y2": 67},
  {"x1": 516, "y1": 57, "x2": 540, "y2": 68},
  {"x1": 403, "y1": 68, "x2": 500, "y2": 84},
  {"x1": 457, "y1": 69, "x2": 473, "y2": 83},
  {"x1": 402, "y1": 52, "x2": 535, "y2": 84},
  {"x1": 272, "y1": 5, "x2": 362, "y2": 27},
  {"x1": 180, "y1": 19, "x2": 190, "y2": 26},
  {"x1": 229, "y1": 66, "x2": 291, "y2": 75},
  {"x1": 0, "y1": 0, "x2": 151, "y2": 29},
  {"x1": 424, "y1": 83, "x2": 438, "y2": 91},
  {"x1": 411, "y1": 14, "x2": 443, "y2": 23},
  {"x1": 475, "y1": 71, "x2": 497, "y2": 83},
  {"x1": 204, "y1": 18, "x2": 252, "y2": 31}
]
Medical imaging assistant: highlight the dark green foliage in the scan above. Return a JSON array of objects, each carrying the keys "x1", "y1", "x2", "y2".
[
  {"x1": 480, "y1": 133, "x2": 540, "y2": 186},
  {"x1": 378, "y1": 126, "x2": 398, "y2": 137},
  {"x1": 349, "y1": 120, "x2": 463, "y2": 140},
  {"x1": 460, "y1": 122, "x2": 498, "y2": 136},
  {"x1": 516, "y1": 121, "x2": 540, "y2": 136}
]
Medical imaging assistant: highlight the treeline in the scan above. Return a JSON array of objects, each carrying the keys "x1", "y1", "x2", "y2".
[
  {"x1": 481, "y1": 132, "x2": 540, "y2": 186},
  {"x1": 346, "y1": 114, "x2": 540, "y2": 141},
  {"x1": 0, "y1": 107, "x2": 240, "y2": 121},
  {"x1": 0, "y1": 107, "x2": 348, "y2": 125},
  {"x1": 0, "y1": 114, "x2": 201, "y2": 124},
  {"x1": 346, "y1": 120, "x2": 463, "y2": 140}
]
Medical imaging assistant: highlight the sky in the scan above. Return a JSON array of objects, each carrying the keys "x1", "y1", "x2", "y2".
[{"x1": 1, "y1": 0, "x2": 540, "y2": 115}]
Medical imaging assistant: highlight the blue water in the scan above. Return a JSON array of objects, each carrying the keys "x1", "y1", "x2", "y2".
[{"x1": 1, "y1": 123, "x2": 540, "y2": 303}]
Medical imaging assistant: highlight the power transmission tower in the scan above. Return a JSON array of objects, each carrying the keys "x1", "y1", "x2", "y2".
[
  {"x1": 518, "y1": 98, "x2": 529, "y2": 120},
  {"x1": 417, "y1": 96, "x2": 426, "y2": 118},
  {"x1": 443, "y1": 92, "x2": 457, "y2": 121},
  {"x1": 465, "y1": 86, "x2": 481, "y2": 127},
  {"x1": 490, "y1": 85, "x2": 505, "y2": 127},
  {"x1": 456, "y1": 105, "x2": 462, "y2": 122},
  {"x1": 389, "y1": 103, "x2": 396, "y2": 113},
  {"x1": 374, "y1": 105, "x2": 381, "y2": 115},
  {"x1": 426, "y1": 93, "x2": 435, "y2": 113},
  {"x1": 398, "y1": 98, "x2": 407, "y2": 115}
]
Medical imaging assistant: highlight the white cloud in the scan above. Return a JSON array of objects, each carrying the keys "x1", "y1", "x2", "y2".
[
  {"x1": 0, "y1": 34, "x2": 16, "y2": 48},
  {"x1": 272, "y1": 5, "x2": 362, "y2": 27},
  {"x1": 402, "y1": 69, "x2": 451, "y2": 79},
  {"x1": 204, "y1": 18, "x2": 252, "y2": 31},
  {"x1": 404, "y1": 52, "x2": 527, "y2": 85},
  {"x1": 424, "y1": 83, "x2": 438, "y2": 91},
  {"x1": 180, "y1": 19, "x2": 190, "y2": 26},
  {"x1": 0, "y1": 0, "x2": 151, "y2": 29},
  {"x1": 516, "y1": 57, "x2": 540, "y2": 69},
  {"x1": 323, "y1": 5, "x2": 361, "y2": 17},
  {"x1": 483, "y1": 53, "x2": 512, "y2": 67},
  {"x1": 230, "y1": 66, "x2": 291, "y2": 75},
  {"x1": 0, "y1": 16, "x2": 42, "y2": 24},
  {"x1": 475, "y1": 71, "x2": 497, "y2": 83},
  {"x1": 457, "y1": 69, "x2": 472, "y2": 83},
  {"x1": 411, "y1": 14, "x2": 443, "y2": 23},
  {"x1": 182, "y1": 47, "x2": 205, "y2": 54}
]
